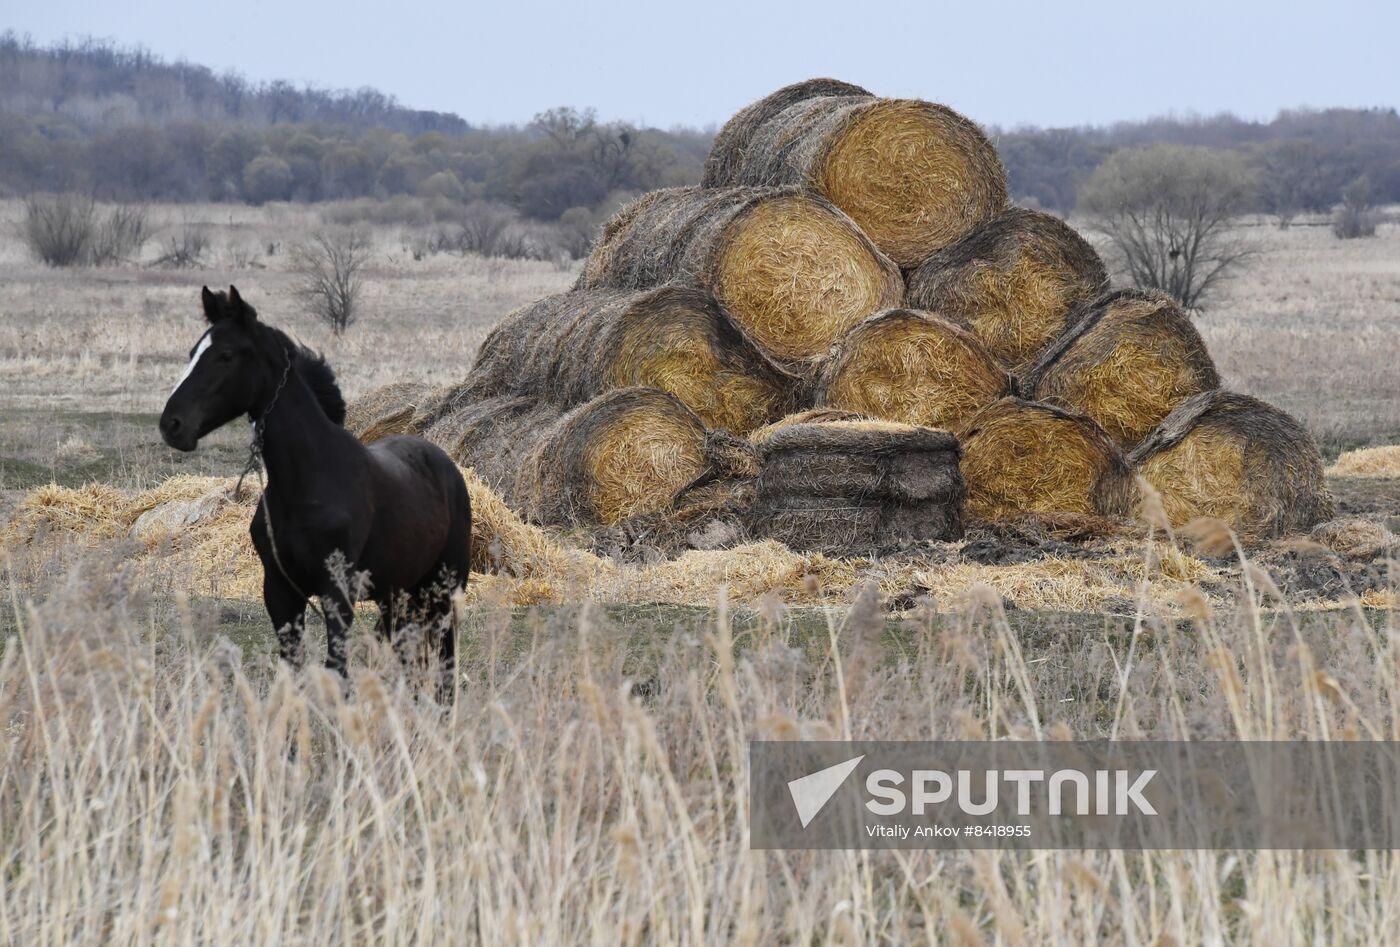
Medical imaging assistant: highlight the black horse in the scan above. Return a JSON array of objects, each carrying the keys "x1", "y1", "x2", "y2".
[{"x1": 160, "y1": 286, "x2": 472, "y2": 698}]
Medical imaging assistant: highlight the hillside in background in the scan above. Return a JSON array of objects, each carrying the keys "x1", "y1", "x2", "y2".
[
  {"x1": 0, "y1": 33, "x2": 468, "y2": 134},
  {"x1": 0, "y1": 33, "x2": 1397, "y2": 221}
]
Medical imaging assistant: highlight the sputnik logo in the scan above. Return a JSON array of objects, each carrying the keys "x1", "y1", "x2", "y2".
[{"x1": 787, "y1": 755, "x2": 864, "y2": 828}]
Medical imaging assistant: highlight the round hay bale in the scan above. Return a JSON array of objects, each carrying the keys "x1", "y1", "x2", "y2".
[
  {"x1": 344, "y1": 381, "x2": 433, "y2": 443},
  {"x1": 960, "y1": 397, "x2": 1135, "y2": 521},
  {"x1": 904, "y1": 208, "x2": 1109, "y2": 368},
  {"x1": 1128, "y1": 390, "x2": 1335, "y2": 540},
  {"x1": 702, "y1": 80, "x2": 1007, "y2": 267},
  {"x1": 749, "y1": 420, "x2": 965, "y2": 553},
  {"x1": 1022, "y1": 289, "x2": 1220, "y2": 450},
  {"x1": 814, "y1": 309, "x2": 1011, "y2": 434},
  {"x1": 517, "y1": 387, "x2": 712, "y2": 526},
  {"x1": 463, "y1": 287, "x2": 793, "y2": 434},
  {"x1": 577, "y1": 186, "x2": 903, "y2": 363}
]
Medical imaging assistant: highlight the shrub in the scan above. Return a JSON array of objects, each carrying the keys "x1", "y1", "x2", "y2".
[
  {"x1": 291, "y1": 230, "x2": 371, "y2": 334},
  {"x1": 87, "y1": 203, "x2": 151, "y2": 265},
  {"x1": 20, "y1": 193, "x2": 95, "y2": 266},
  {"x1": 153, "y1": 223, "x2": 211, "y2": 269},
  {"x1": 19, "y1": 193, "x2": 150, "y2": 266},
  {"x1": 1333, "y1": 176, "x2": 1378, "y2": 240}
]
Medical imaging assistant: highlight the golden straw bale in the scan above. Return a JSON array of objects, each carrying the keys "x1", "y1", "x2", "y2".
[
  {"x1": 461, "y1": 287, "x2": 793, "y2": 434},
  {"x1": 1309, "y1": 517, "x2": 1399, "y2": 560},
  {"x1": 577, "y1": 186, "x2": 902, "y2": 363},
  {"x1": 1326, "y1": 446, "x2": 1400, "y2": 479},
  {"x1": 1023, "y1": 289, "x2": 1219, "y2": 449},
  {"x1": 904, "y1": 208, "x2": 1108, "y2": 368},
  {"x1": 959, "y1": 397, "x2": 1136, "y2": 522},
  {"x1": 703, "y1": 79, "x2": 1007, "y2": 266},
  {"x1": 1129, "y1": 390, "x2": 1335, "y2": 541},
  {"x1": 815, "y1": 309, "x2": 1010, "y2": 433}
]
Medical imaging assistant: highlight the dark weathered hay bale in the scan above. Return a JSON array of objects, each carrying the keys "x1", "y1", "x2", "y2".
[
  {"x1": 515, "y1": 387, "x2": 712, "y2": 526},
  {"x1": 462, "y1": 287, "x2": 793, "y2": 434},
  {"x1": 703, "y1": 78, "x2": 869, "y2": 189},
  {"x1": 959, "y1": 398, "x2": 1135, "y2": 522},
  {"x1": 578, "y1": 186, "x2": 903, "y2": 363},
  {"x1": 702, "y1": 79, "x2": 1007, "y2": 267},
  {"x1": 814, "y1": 309, "x2": 1011, "y2": 434},
  {"x1": 1128, "y1": 390, "x2": 1335, "y2": 540},
  {"x1": 416, "y1": 388, "x2": 712, "y2": 526},
  {"x1": 419, "y1": 394, "x2": 565, "y2": 497},
  {"x1": 749, "y1": 408, "x2": 870, "y2": 444},
  {"x1": 748, "y1": 419, "x2": 965, "y2": 554},
  {"x1": 344, "y1": 381, "x2": 440, "y2": 443},
  {"x1": 904, "y1": 208, "x2": 1109, "y2": 368},
  {"x1": 1022, "y1": 289, "x2": 1219, "y2": 450}
]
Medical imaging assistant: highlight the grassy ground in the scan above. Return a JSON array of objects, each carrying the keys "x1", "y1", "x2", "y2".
[{"x1": 3, "y1": 565, "x2": 1399, "y2": 944}]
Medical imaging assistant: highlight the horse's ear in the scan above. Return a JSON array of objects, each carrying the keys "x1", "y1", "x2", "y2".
[
  {"x1": 201, "y1": 286, "x2": 222, "y2": 323},
  {"x1": 227, "y1": 285, "x2": 258, "y2": 325}
]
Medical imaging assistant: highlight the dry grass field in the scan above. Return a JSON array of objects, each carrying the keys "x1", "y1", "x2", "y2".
[{"x1": 4, "y1": 201, "x2": 1400, "y2": 943}]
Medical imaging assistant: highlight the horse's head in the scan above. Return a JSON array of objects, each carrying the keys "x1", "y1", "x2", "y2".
[{"x1": 160, "y1": 286, "x2": 281, "y2": 452}]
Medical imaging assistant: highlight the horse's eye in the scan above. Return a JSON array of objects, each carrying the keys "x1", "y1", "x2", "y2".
[{"x1": 218, "y1": 350, "x2": 235, "y2": 362}]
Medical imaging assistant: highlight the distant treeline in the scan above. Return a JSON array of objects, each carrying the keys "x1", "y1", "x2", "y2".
[
  {"x1": 1, "y1": 33, "x2": 1397, "y2": 223},
  {"x1": 997, "y1": 110, "x2": 1400, "y2": 217}
]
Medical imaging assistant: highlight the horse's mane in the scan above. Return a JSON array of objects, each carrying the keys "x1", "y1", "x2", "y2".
[{"x1": 264, "y1": 324, "x2": 347, "y2": 426}]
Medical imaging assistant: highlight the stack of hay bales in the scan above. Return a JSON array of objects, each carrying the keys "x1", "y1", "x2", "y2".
[
  {"x1": 347, "y1": 77, "x2": 1333, "y2": 546},
  {"x1": 746, "y1": 418, "x2": 964, "y2": 555}
]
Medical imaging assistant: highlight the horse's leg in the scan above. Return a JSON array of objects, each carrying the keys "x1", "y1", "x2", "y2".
[
  {"x1": 319, "y1": 582, "x2": 356, "y2": 679},
  {"x1": 432, "y1": 581, "x2": 458, "y2": 705},
  {"x1": 264, "y1": 567, "x2": 308, "y2": 668},
  {"x1": 429, "y1": 516, "x2": 473, "y2": 704}
]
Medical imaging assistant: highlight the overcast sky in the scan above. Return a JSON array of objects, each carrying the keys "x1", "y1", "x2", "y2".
[{"x1": 7, "y1": 0, "x2": 1397, "y2": 129}]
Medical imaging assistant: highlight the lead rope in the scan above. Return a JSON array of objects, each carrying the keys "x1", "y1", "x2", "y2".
[{"x1": 235, "y1": 351, "x2": 331, "y2": 627}]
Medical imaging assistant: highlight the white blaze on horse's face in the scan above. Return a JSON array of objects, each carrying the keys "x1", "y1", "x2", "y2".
[{"x1": 172, "y1": 329, "x2": 213, "y2": 395}]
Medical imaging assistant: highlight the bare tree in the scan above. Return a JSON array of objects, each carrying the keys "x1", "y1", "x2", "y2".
[
  {"x1": 1078, "y1": 145, "x2": 1256, "y2": 311},
  {"x1": 1251, "y1": 139, "x2": 1324, "y2": 229},
  {"x1": 292, "y1": 230, "x2": 370, "y2": 334}
]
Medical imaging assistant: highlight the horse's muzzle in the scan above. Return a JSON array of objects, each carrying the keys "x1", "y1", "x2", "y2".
[{"x1": 159, "y1": 410, "x2": 199, "y2": 452}]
